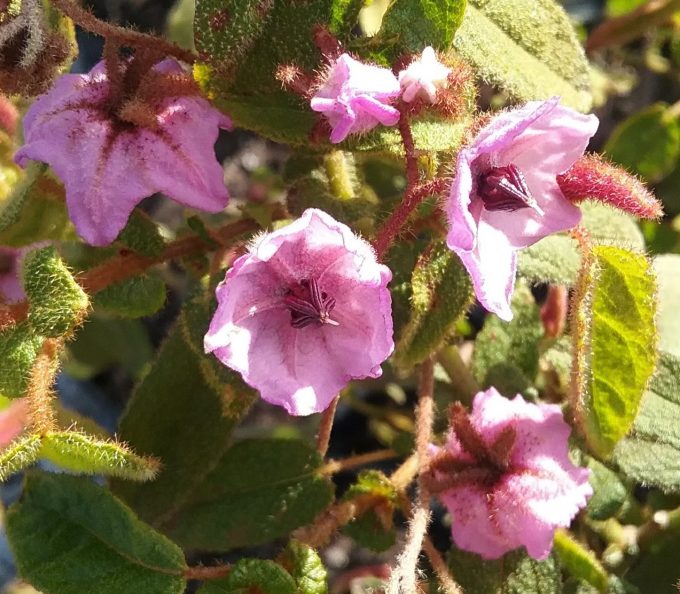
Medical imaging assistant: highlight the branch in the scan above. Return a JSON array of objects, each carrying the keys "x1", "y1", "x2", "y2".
[{"x1": 316, "y1": 395, "x2": 339, "y2": 457}]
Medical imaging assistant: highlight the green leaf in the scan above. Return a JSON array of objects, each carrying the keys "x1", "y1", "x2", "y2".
[
  {"x1": 166, "y1": 438, "x2": 334, "y2": 551},
  {"x1": 198, "y1": 559, "x2": 296, "y2": 594},
  {"x1": 453, "y1": 0, "x2": 591, "y2": 111},
  {"x1": 7, "y1": 473, "x2": 187, "y2": 594},
  {"x1": 604, "y1": 104, "x2": 680, "y2": 183},
  {"x1": 0, "y1": 164, "x2": 72, "y2": 247},
  {"x1": 0, "y1": 322, "x2": 43, "y2": 398},
  {"x1": 93, "y1": 274, "x2": 167, "y2": 318},
  {"x1": 23, "y1": 246, "x2": 89, "y2": 338},
  {"x1": 554, "y1": 530, "x2": 608, "y2": 593},
  {"x1": 472, "y1": 283, "x2": 542, "y2": 395},
  {"x1": 518, "y1": 203, "x2": 645, "y2": 287},
  {"x1": 329, "y1": 0, "x2": 366, "y2": 37},
  {"x1": 395, "y1": 242, "x2": 473, "y2": 368},
  {"x1": 111, "y1": 294, "x2": 256, "y2": 525},
  {"x1": 449, "y1": 547, "x2": 563, "y2": 594},
  {"x1": 652, "y1": 254, "x2": 680, "y2": 358},
  {"x1": 0, "y1": 435, "x2": 42, "y2": 481},
  {"x1": 343, "y1": 510, "x2": 396, "y2": 552},
  {"x1": 280, "y1": 540, "x2": 328, "y2": 594},
  {"x1": 39, "y1": 431, "x2": 159, "y2": 481},
  {"x1": 585, "y1": 457, "x2": 627, "y2": 521},
  {"x1": 571, "y1": 245, "x2": 657, "y2": 459},
  {"x1": 627, "y1": 528, "x2": 680, "y2": 594},
  {"x1": 116, "y1": 210, "x2": 165, "y2": 258},
  {"x1": 613, "y1": 352, "x2": 680, "y2": 492},
  {"x1": 66, "y1": 316, "x2": 153, "y2": 378},
  {"x1": 380, "y1": 0, "x2": 467, "y2": 54}
]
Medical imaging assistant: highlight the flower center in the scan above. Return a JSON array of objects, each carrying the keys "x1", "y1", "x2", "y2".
[
  {"x1": 284, "y1": 278, "x2": 339, "y2": 329},
  {"x1": 478, "y1": 164, "x2": 544, "y2": 215}
]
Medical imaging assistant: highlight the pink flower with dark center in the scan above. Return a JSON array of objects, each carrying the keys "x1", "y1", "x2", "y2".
[
  {"x1": 204, "y1": 209, "x2": 394, "y2": 416},
  {"x1": 14, "y1": 59, "x2": 232, "y2": 246},
  {"x1": 398, "y1": 46, "x2": 451, "y2": 104},
  {"x1": 0, "y1": 247, "x2": 25, "y2": 304},
  {"x1": 427, "y1": 388, "x2": 592, "y2": 560},
  {"x1": 446, "y1": 98, "x2": 598, "y2": 320},
  {"x1": 310, "y1": 53, "x2": 400, "y2": 144}
]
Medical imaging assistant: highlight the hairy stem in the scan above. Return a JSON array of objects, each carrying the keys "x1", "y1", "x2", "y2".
[
  {"x1": 50, "y1": 0, "x2": 196, "y2": 63},
  {"x1": 319, "y1": 448, "x2": 398, "y2": 475},
  {"x1": 316, "y1": 395, "x2": 339, "y2": 457},
  {"x1": 183, "y1": 564, "x2": 232, "y2": 580},
  {"x1": 324, "y1": 150, "x2": 355, "y2": 201},
  {"x1": 26, "y1": 338, "x2": 61, "y2": 434}
]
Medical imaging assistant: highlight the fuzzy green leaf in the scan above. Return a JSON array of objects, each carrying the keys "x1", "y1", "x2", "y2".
[
  {"x1": 453, "y1": 0, "x2": 591, "y2": 111},
  {"x1": 380, "y1": 0, "x2": 467, "y2": 54},
  {"x1": 197, "y1": 559, "x2": 296, "y2": 594},
  {"x1": 449, "y1": 547, "x2": 562, "y2": 594},
  {"x1": 0, "y1": 435, "x2": 42, "y2": 481},
  {"x1": 395, "y1": 242, "x2": 473, "y2": 368},
  {"x1": 653, "y1": 254, "x2": 680, "y2": 358},
  {"x1": 585, "y1": 458, "x2": 627, "y2": 521},
  {"x1": 0, "y1": 164, "x2": 72, "y2": 247},
  {"x1": 39, "y1": 431, "x2": 159, "y2": 481},
  {"x1": 7, "y1": 473, "x2": 187, "y2": 594},
  {"x1": 0, "y1": 322, "x2": 43, "y2": 398},
  {"x1": 93, "y1": 274, "x2": 167, "y2": 318},
  {"x1": 472, "y1": 283, "x2": 542, "y2": 394},
  {"x1": 554, "y1": 530, "x2": 609, "y2": 593},
  {"x1": 167, "y1": 438, "x2": 334, "y2": 551},
  {"x1": 613, "y1": 352, "x2": 680, "y2": 492},
  {"x1": 604, "y1": 103, "x2": 680, "y2": 182},
  {"x1": 112, "y1": 293, "x2": 256, "y2": 525},
  {"x1": 571, "y1": 245, "x2": 657, "y2": 459},
  {"x1": 116, "y1": 210, "x2": 165, "y2": 258},
  {"x1": 280, "y1": 541, "x2": 328, "y2": 594},
  {"x1": 23, "y1": 246, "x2": 88, "y2": 338}
]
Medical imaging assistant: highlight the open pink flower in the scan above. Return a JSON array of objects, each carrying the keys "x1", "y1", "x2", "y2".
[
  {"x1": 398, "y1": 46, "x2": 451, "y2": 104},
  {"x1": 310, "y1": 53, "x2": 400, "y2": 144},
  {"x1": 14, "y1": 59, "x2": 232, "y2": 246},
  {"x1": 0, "y1": 247, "x2": 25, "y2": 304},
  {"x1": 446, "y1": 98, "x2": 598, "y2": 320},
  {"x1": 204, "y1": 209, "x2": 394, "y2": 416},
  {"x1": 427, "y1": 388, "x2": 591, "y2": 560}
]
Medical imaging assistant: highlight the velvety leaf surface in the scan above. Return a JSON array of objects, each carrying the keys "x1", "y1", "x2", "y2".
[
  {"x1": 571, "y1": 245, "x2": 657, "y2": 459},
  {"x1": 93, "y1": 274, "x2": 167, "y2": 319},
  {"x1": 613, "y1": 352, "x2": 680, "y2": 492},
  {"x1": 7, "y1": 473, "x2": 187, "y2": 594},
  {"x1": 280, "y1": 540, "x2": 328, "y2": 594},
  {"x1": 166, "y1": 438, "x2": 334, "y2": 550},
  {"x1": 0, "y1": 322, "x2": 43, "y2": 398},
  {"x1": 453, "y1": 0, "x2": 591, "y2": 111},
  {"x1": 197, "y1": 559, "x2": 296, "y2": 594}
]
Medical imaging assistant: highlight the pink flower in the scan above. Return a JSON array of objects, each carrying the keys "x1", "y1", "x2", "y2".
[
  {"x1": 204, "y1": 209, "x2": 394, "y2": 416},
  {"x1": 427, "y1": 388, "x2": 592, "y2": 560},
  {"x1": 0, "y1": 399, "x2": 28, "y2": 448},
  {"x1": 446, "y1": 98, "x2": 598, "y2": 320},
  {"x1": 14, "y1": 59, "x2": 232, "y2": 246},
  {"x1": 0, "y1": 247, "x2": 25, "y2": 304},
  {"x1": 310, "y1": 53, "x2": 400, "y2": 144},
  {"x1": 398, "y1": 46, "x2": 451, "y2": 104}
]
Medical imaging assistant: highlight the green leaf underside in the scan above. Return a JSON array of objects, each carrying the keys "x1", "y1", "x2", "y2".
[
  {"x1": 613, "y1": 352, "x2": 680, "y2": 492},
  {"x1": 7, "y1": 473, "x2": 186, "y2": 594},
  {"x1": 166, "y1": 438, "x2": 334, "y2": 550},
  {"x1": 449, "y1": 547, "x2": 563, "y2": 594},
  {"x1": 453, "y1": 0, "x2": 591, "y2": 111},
  {"x1": 573, "y1": 245, "x2": 657, "y2": 459},
  {"x1": 197, "y1": 559, "x2": 296, "y2": 594}
]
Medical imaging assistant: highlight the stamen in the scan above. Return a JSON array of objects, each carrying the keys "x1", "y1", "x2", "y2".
[
  {"x1": 284, "y1": 278, "x2": 339, "y2": 329},
  {"x1": 478, "y1": 164, "x2": 544, "y2": 215}
]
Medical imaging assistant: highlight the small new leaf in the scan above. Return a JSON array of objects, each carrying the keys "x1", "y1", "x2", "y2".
[
  {"x1": 280, "y1": 540, "x2": 328, "y2": 594},
  {"x1": 0, "y1": 322, "x2": 43, "y2": 398},
  {"x1": 39, "y1": 431, "x2": 160, "y2": 481}
]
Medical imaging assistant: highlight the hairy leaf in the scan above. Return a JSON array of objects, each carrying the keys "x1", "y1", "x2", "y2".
[
  {"x1": 571, "y1": 245, "x2": 657, "y2": 459},
  {"x1": 166, "y1": 439, "x2": 334, "y2": 550},
  {"x1": 280, "y1": 540, "x2": 328, "y2": 594},
  {"x1": 116, "y1": 210, "x2": 165, "y2": 258},
  {"x1": 0, "y1": 322, "x2": 43, "y2": 398},
  {"x1": 7, "y1": 473, "x2": 187, "y2": 594},
  {"x1": 93, "y1": 274, "x2": 167, "y2": 319},
  {"x1": 554, "y1": 530, "x2": 608, "y2": 593},
  {"x1": 613, "y1": 352, "x2": 680, "y2": 492},
  {"x1": 0, "y1": 435, "x2": 41, "y2": 481},
  {"x1": 39, "y1": 431, "x2": 159, "y2": 481},
  {"x1": 585, "y1": 457, "x2": 627, "y2": 521},
  {"x1": 453, "y1": 0, "x2": 591, "y2": 111},
  {"x1": 23, "y1": 246, "x2": 89, "y2": 338},
  {"x1": 197, "y1": 559, "x2": 296, "y2": 594}
]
